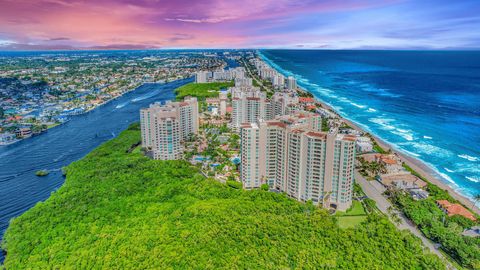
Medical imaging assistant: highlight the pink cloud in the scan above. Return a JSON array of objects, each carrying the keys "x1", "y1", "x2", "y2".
[{"x1": 0, "y1": 0, "x2": 401, "y2": 49}]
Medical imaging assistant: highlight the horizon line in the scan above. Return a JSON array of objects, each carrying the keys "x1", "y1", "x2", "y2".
[{"x1": 1, "y1": 47, "x2": 480, "y2": 52}]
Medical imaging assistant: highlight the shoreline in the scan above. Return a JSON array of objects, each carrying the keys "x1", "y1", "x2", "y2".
[
  {"x1": 0, "y1": 78, "x2": 190, "y2": 264},
  {"x1": 0, "y1": 80, "x2": 172, "y2": 147},
  {"x1": 296, "y1": 87, "x2": 480, "y2": 215},
  {"x1": 256, "y1": 51, "x2": 478, "y2": 214}
]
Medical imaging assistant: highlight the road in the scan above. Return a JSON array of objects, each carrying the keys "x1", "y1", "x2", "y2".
[
  {"x1": 241, "y1": 59, "x2": 264, "y2": 87},
  {"x1": 355, "y1": 172, "x2": 455, "y2": 269}
]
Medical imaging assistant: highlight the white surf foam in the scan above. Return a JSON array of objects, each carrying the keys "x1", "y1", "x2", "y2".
[
  {"x1": 377, "y1": 92, "x2": 403, "y2": 98},
  {"x1": 466, "y1": 176, "x2": 480, "y2": 183},
  {"x1": 438, "y1": 172, "x2": 456, "y2": 184},
  {"x1": 403, "y1": 141, "x2": 453, "y2": 158},
  {"x1": 331, "y1": 105, "x2": 343, "y2": 111},
  {"x1": 444, "y1": 167, "x2": 454, "y2": 173},
  {"x1": 361, "y1": 86, "x2": 402, "y2": 98},
  {"x1": 400, "y1": 149, "x2": 421, "y2": 157},
  {"x1": 458, "y1": 154, "x2": 479, "y2": 162},
  {"x1": 391, "y1": 130, "x2": 414, "y2": 141},
  {"x1": 367, "y1": 108, "x2": 377, "y2": 113},
  {"x1": 456, "y1": 164, "x2": 480, "y2": 174},
  {"x1": 369, "y1": 118, "x2": 396, "y2": 131},
  {"x1": 351, "y1": 102, "x2": 367, "y2": 109}
]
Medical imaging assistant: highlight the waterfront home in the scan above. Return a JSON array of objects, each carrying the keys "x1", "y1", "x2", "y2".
[
  {"x1": 362, "y1": 153, "x2": 403, "y2": 174},
  {"x1": 379, "y1": 172, "x2": 427, "y2": 189},
  {"x1": 436, "y1": 200, "x2": 477, "y2": 221},
  {"x1": 0, "y1": 132, "x2": 17, "y2": 145},
  {"x1": 356, "y1": 137, "x2": 373, "y2": 153},
  {"x1": 15, "y1": 127, "x2": 32, "y2": 138},
  {"x1": 462, "y1": 226, "x2": 480, "y2": 237},
  {"x1": 409, "y1": 188, "x2": 429, "y2": 200}
]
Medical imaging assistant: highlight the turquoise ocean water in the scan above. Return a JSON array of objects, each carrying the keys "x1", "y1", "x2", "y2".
[{"x1": 261, "y1": 50, "x2": 480, "y2": 200}]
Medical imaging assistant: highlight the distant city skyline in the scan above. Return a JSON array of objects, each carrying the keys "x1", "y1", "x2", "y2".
[{"x1": 0, "y1": 0, "x2": 479, "y2": 50}]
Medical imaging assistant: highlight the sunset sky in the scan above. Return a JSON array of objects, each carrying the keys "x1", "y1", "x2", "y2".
[{"x1": 0, "y1": 0, "x2": 479, "y2": 50}]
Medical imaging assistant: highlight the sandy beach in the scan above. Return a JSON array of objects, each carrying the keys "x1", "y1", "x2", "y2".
[{"x1": 297, "y1": 87, "x2": 480, "y2": 215}]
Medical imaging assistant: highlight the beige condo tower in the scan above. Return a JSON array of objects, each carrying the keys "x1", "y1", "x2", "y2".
[
  {"x1": 140, "y1": 97, "x2": 199, "y2": 160},
  {"x1": 240, "y1": 112, "x2": 356, "y2": 211}
]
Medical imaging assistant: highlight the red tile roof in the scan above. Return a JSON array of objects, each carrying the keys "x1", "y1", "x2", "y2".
[
  {"x1": 381, "y1": 158, "x2": 397, "y2": 165},
  {"x1": 305, "y1": 131, "x2": 327, "y2": 139},
  {"x1": 342, "y1": 135, "x2": 357, "y2": 142},
  {"x1": 267, "y1": 121, "x2": 287, "y2": 128},
  {"x1": 299, "y1": 97, "x2": 314, "y2": 103},
  {"x1": 436, "y1": 200, "x2": 476, "y2": 221}
]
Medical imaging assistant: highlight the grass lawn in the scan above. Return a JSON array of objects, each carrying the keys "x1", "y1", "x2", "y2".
[
  {"x1": 47, "y1": 122, "x2": 61, "y2": 129},
  {"x1": 337, "y1": 216, "x2": 368, "y2": 229},
  {"x1": 373, "y1": 144, "x2": 387, "y2": 154},
  {"x1": 132, "y1": 145, "x2": 142, "y2": 154},
  {"x1": 336, "y1": 201, "x2": 368, "y2": 228},
  {"x1": 336, "y1": 201, "x2": 366, "y2": 216},
  {"x1": 175, "y1": 82, "x2": 234, "y2": 100}
]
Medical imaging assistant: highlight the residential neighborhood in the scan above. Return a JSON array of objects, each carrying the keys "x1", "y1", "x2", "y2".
[{"x1": 0, "y1": 51, "x2": 226, "y2": 144}]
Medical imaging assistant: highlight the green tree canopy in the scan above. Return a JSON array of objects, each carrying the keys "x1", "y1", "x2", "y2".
[{"x1": 2, "y1": 125, "x2": 445, "y2": 269}]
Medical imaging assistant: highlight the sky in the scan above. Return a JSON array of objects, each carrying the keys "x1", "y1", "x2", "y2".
[{"x1": 0, "y1": 0, "x2": 479, "y2": 50}]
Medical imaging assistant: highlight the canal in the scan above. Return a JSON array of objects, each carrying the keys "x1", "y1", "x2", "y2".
[{"x1": 0, "y1": 78, "x2": 192, "y2": 262}]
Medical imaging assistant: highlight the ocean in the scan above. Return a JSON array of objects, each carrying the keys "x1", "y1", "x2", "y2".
[{"x1": 260, "y1": 50, "x2": 480, "y2": 200}]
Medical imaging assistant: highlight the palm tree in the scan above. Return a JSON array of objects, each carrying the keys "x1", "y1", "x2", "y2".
[
  {"x1": 473, "y1": 193, "x2": 480, "y2": 209},
  {"x1": 369, "y1": 162, "x2": 382, "y2": 177},
  {"x1": 390, "y1": 212, "x2": 402, "y2": 225}
]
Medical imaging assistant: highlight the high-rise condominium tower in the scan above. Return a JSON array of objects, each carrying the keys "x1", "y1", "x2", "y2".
[
  {"x1": 140, "y1": 97, "x2": 199, "y2": 160},
  {"x1": 240, "y1": 113, "x2": 356, "y2": 211}
]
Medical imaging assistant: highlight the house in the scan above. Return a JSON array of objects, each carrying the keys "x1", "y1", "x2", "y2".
[
  {"x1": 381, "y1": 157, "x2": 404, "y2": 174},
  {"x1": 379, "y1": 173, "x2": 427, "y2": 189},
  {"x1": 299, "y1": 97, "x2": 314, "y2": 103},
  {"x1": 462, "y1": 226, "x2": 480, "y2": 237},
  {"x1": 362, "y1": 153, "x2": 403, "y2": 174},
  {"x1": 356, "y1": 137, "x2": 373, "y2": 153},
  {"x1": 7, "y1": 115, "x2": 22, "y2": 122},
  {"x1": 409, "y1": 188, "x2": 429, "y2": 200},
  {"x1": 436, "y1": 200, "x2": 476, "y2": 221},
  {"x1": 0, "y1": 132, "x2": 16, "y2": 145},
  {"x1": 15, "y1": 127, "x2": 32, "y2": 138}
]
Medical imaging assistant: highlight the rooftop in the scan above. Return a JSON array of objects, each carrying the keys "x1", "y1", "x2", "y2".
[{"x1": 436, "y1": 200, "x2": 476, "y2": 221}]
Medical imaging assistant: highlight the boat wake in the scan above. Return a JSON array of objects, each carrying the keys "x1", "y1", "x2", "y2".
[{"x1": 115, "y1": 102, "x2": 129, "y2": 109}]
